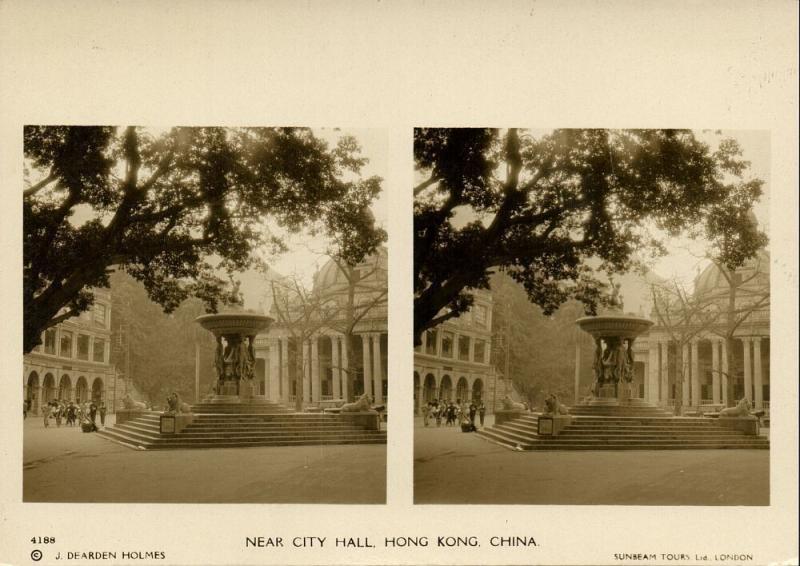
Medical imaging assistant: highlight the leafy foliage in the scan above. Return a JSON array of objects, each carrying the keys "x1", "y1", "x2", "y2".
[
  {"x1": 110, "y1": 271, "x2": 216, "y2": 405},
  {"x1": 24, "y1": 126, "x2": 385, "y2": 353},
  {"x1": 413, "y1": 128, "x2": 767, "y2": 344}
]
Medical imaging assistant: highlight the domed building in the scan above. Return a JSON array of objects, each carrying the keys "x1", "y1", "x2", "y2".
[
  {"x1": 640, "y1": 248, "x2": 770, "y2": 411},
  {"x1": 253, "y1": 247, "x2": 388, "y2": 407}
]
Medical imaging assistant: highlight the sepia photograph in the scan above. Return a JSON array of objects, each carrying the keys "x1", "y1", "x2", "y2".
[
  {"x1": 413, "y1": 128, "x2": 771, "y2": 505},
  {"x1": 1, "y1": 1, "x2": 797, "y2": 565},
  {"x1": 22, "y1": 126, "x2": 389, "y2": 503}
]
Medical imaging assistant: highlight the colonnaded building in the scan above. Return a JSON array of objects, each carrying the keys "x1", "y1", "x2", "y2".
[
  {"x1": 23, "y1": 289, "x2": 116, "y2": 415},
  {"x1": 623, "y1": 248, "x2": 771, "y2": 412},
  {"x1": 413, "y1": 290, "x2": 499, "y2": 413},
  {"x1": 252, "y1": 247, "x2": 388, "y2": 407}
]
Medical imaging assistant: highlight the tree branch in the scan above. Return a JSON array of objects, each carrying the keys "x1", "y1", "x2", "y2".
[
  {"x1": 413, "y1": 175, "x2": 439, "y2": 196},
  {"x1": 23, "y1": 173, "x2": 57, "y2": 198}
]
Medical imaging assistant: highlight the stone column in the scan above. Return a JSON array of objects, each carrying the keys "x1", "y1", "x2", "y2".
[
  {"x1": 647, "y1": 339, "x2": 659, "y2": 404},
  {"x1": 268, "y1": 339, "x2": 280, "y2": 401},
  {"x1": 280, "y1": 338, "x2": 290, "y2": 403},
  {"x1": 721, "y1": 339, "x2": 729, "y2": 406},
  {"x1": 341, "y1": 335, "x2": 350, "y2": 402},
  {"x1": 361, "y1": 334, "x2": 373, "y2": 398},
  {"x1": 711, "y1": 339, "x2": 720, "y2": 404},
  {"x1": 690, "y1": 339, "x2": 700, "y2": 407},
  {"x1": 302, "y1": 339, "x2": 311, "y2": 404},
  {"x1": 660, "y1": 340, "x2": 669, "y2": 405},
  {"x1": 372, "y1": 333, "x2": 383, "y2": 404},
  {"x1": 311, "y1": 335, "x2": 321, "y2": 403},
  {"x1": 331, "y1": 335, "x2": 341, "y2": 400},
  {"x1": 742, "y1": 337, "x2": 752, "y2": 402},
  {"x1": 681, "y1": 343, "x2": 690, "y2": 407},
  {"x1": 753, "y1": 336, "x2": 763, "y2": 409}
]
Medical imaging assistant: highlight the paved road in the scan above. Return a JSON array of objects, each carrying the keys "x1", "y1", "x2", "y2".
[
  {"x1": 414, "y1": 418, "x2": 769, "y2": 505},
  {"x1": 23, "y1": 416, "x2": 386, "y2": 504}
]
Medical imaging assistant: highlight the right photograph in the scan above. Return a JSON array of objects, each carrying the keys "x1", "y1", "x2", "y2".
[{"x1": 413, "y1": 128, "x2": 770, "y2": 505}]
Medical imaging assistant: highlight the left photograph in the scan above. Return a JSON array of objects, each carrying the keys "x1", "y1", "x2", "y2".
[{"x1": 22, "y1": 126, "x2": 388, "y2": 503}]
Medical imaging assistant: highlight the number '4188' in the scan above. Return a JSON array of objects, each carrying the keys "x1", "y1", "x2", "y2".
[{"x1": 31, "y1": 537, "x2": 55, "y2": 544}]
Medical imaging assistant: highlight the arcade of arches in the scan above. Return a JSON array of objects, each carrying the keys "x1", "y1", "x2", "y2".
[
  {"x1": 24, "y1": 370, "x2": 105, "y2": 415},
  {"x1": 414, "y1": 371, "x2": 486, "y2": 413}
]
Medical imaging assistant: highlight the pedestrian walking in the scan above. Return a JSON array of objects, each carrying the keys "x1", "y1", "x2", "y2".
[
  {"x1": 89, "y1": 402, "x2": 98, "y2": 425},
  {"x1": 422, "y1": 403, "x2": 430, "y2": 427},
  {"x1": 42, "y1": 403, "x2": 51, "y2": 427},
  {"x1": 469, "y1": 401, "x2": 477, "y2": 425},
  {"x1": 478, "y1": 401, "x2": 486, "y2": 426},
  {"x1": 99, "y1": 402, "x2": 107, "y2": 427}
]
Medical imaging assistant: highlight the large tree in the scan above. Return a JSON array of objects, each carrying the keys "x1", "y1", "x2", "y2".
[
  {"x1": 23, "y1": 126, "x2": 385, "y2": 353},
  {"x1": 413, "y1": 128, "x2": 767, "y2": 345}
]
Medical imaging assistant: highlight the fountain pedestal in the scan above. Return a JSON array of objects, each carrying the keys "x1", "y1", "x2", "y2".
[
  {"x1": 195, "y1": 311, "x2": 273, "y2": 405},
  {"x1": 576, "y1": 311, "x2": 654, "y2": 406}
]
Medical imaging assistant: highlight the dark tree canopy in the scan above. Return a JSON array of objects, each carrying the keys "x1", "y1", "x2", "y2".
[
  {"x1": 24, "y1": 126, "x2": 385, "y2": 353},
  {"x1": 413, "y1": 128, "x2": 767, "y2": 345}
]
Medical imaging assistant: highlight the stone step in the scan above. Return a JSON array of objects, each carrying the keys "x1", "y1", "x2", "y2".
[
  {"x1": 490, "y1": 426, "x2": 539, "y2": 445},
  {"x1": 98, "y1": 431, "x2": 386, "y2": 450},
  {"x1": 476, "y1": 412, "x2": 769, "y2": 451},
  {"x1": 521, "y1": 442, "x2": 769, "y2": 451},
  {"x1": 495, "y1": 422, "x2": 538, "y2": 435},
  {"x1": 476, "y1": 429, "x2": 534, "y2": 449},
  {"x1": 560, "y1": 429, "x2": 746, "y2": 437},
  {"x1": 99, "y1": 409, "x2": 386, "y2": 450},
  {"x1": 181, "y1": 423, "x2": 363, "y2": 434},
  {"x1": 98, "y1": 427, "x2": 385, "y2": 444}
]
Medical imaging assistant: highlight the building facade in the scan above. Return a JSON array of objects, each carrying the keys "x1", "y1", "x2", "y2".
[
  {"x1": 413, "y1": 290, "x2": 498, "y2": 413},
  {"x1": 637, "y1": 249, "x2": 770, "y2": 411},
  {"x1": 253, "y1": 248, "x2": 388, "y2": 407},
  {"x1": 23, "y1": 289, "x2": 116, "y2": 415}
]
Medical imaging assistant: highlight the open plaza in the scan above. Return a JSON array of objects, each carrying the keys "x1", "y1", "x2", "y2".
[
  {"x1": 413, "y1": 416, "x2": 769, "y2": 506},
  {"x1": 23, "y1": 415, "x2": 386, "y2": 504}
]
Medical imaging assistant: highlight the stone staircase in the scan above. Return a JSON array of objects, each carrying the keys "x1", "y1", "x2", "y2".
[
  {"x1": 98, "y1": 404, "x2": 386, "y2": 450},
  {"x1": 477, "y1": 401, "x2": 769, "y2": 451}
]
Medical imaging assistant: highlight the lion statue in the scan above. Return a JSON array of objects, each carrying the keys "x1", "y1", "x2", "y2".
[
  {"x1": 340, "y1": 393, "x2": 373, "y2": 413},
  {"x1": 501, "y1": 395, "x2": 526, "y2": 411},
  {"x1": 719, "y1": 398, "x2": 751, "y2": 418},
  {"x1": 544, "y1": 394, "x2": 570, "y2": 415},
  {"x1": 122, "y1": 394, "x2": 147, "y2": 411}
]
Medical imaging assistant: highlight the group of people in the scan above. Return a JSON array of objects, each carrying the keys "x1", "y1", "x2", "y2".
[
  {"x1": 421, "y1": 399, "x2": 486, "y2": 430},
  {"x1": 24, "y1": 398, "x2": 107, "y2": 431}
]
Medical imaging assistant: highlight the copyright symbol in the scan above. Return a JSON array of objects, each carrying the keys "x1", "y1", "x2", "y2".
[{"x1": 31, "y1": 549, "x2": 43, "y2": 561}]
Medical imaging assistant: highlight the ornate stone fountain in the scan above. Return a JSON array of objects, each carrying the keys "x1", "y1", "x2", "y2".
[
  {"x1": 575, "y1": 281, "x2": 653, "y2": 404},
  {"x1": 195, "y1": 310, "x2": 273, "y2": 403}
]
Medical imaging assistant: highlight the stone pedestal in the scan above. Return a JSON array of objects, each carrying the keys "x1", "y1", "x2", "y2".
[
  {"x1": 339, "y1": 411, "x2": 381, "y2": 431},
  {"x1": 159, "y1": 413, "x2": 195, "y2": 434},
  {"x1": 597, "y1": 384, "x2": 617, "y2": 399},
  {"x1": 716, "y1": 416, "x2": 760, "y2": 436},
  {"x1": 537, "y1": 415, "x2": 573, "y2": 436}
]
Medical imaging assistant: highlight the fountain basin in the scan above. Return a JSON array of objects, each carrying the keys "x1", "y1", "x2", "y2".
[
  {"x1": 576, "y1": 314, "x2": 653, "y2": 339},
  {"x1": 195, "y1": 312, "x2": 273, "y2": 337}
]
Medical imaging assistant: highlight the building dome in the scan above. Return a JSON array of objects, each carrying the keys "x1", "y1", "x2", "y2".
[
  {"x1": 312, "y1": 246, "x2": 388, "y2": 295},
  {"x1": 693, "y1": 249, "x2": 770, "y2": 297}
]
